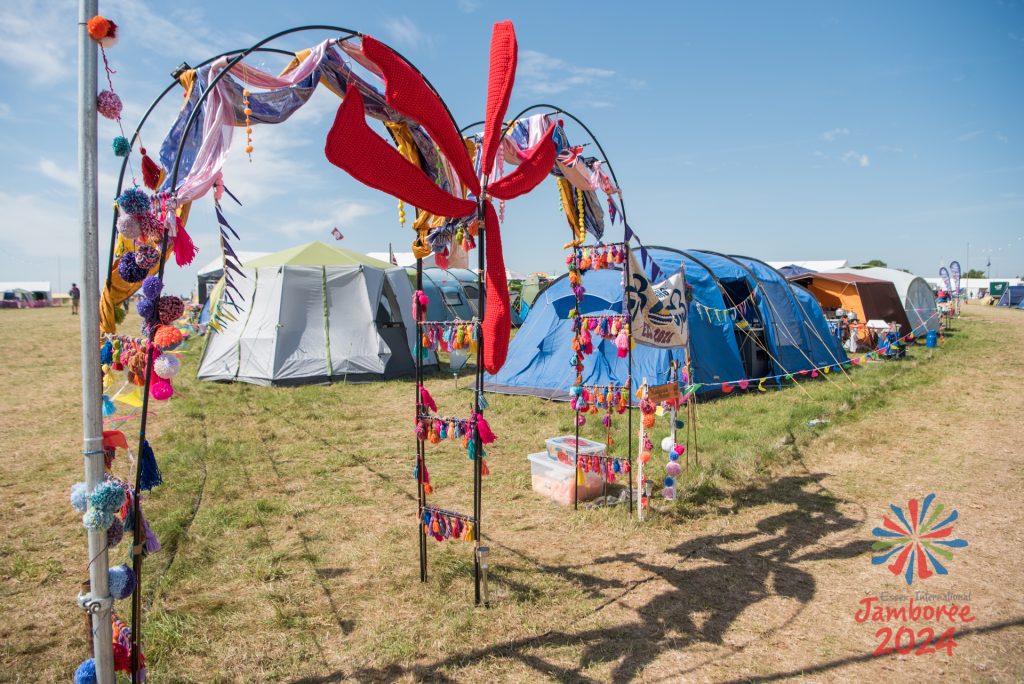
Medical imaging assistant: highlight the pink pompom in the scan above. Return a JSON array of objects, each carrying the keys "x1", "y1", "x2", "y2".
[
  {"x1": 665, "y1": 461, "x2": 682, "y2": 477},
  {"x1": 97, "y1": 90, "x2": 122, "y2": 120},
  {"x1": 673, "y1": 444, "x2": 686, "y2": 456},
  {"x1": 150, "y1": 376, "x2": 174, "y2": 400}
]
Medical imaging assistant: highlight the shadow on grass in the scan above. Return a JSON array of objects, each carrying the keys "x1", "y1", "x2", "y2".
[{"x1": 292, "y1": 474, "x2": 874, "y2": 683}]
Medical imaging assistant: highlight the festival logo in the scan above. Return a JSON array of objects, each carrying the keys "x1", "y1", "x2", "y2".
[{"x1": 871, "y1": 493, "x2": 968, "y2": 585}]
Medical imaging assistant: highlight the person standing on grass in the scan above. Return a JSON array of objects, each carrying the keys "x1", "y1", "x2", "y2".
[{"x1": 69, "y1": 283, "x2": 80, "y2": 315}]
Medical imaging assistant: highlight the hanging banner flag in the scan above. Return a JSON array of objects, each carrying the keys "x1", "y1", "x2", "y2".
[
  {"x1": 939, "y1": 266, "x2": 952, "y2": 293},
  {"x1": 625, "y1": 249, "x2": 688, "y2": 348},
  {"x1": 331, "y1": 227, "x2": 344, "y2": 241},
  {"x1": 949, "y1": 261, "x2": 961, "y2": 292}
]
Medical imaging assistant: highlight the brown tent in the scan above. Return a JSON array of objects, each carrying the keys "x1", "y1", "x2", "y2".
[{"x1": 787, "y1": 272, "x2": 913, "y2": 335}]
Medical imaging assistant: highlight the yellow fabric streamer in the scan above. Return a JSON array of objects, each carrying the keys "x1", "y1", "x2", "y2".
[{"x1": 556, "y1": 178, "x2": 579, "y2": 239}]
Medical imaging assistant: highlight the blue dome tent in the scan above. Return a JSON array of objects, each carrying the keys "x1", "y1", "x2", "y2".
[{"x1": 485, "y1": 246, "x2": 847, "y2": 399}]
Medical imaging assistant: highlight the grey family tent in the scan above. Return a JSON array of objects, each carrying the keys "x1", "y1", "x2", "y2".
[
  {"x1": 485, "y1": 247, "x2": 848, "y2": 399},
  {"x1": 195, "y1": 251, "x2": 269, "y2": 306},
  {"x1": 198, "y1": 241, "x2": 432, "y2": 385},
  {"x1": 415, "y1": 267, "x2": 478, "y2": 321}
]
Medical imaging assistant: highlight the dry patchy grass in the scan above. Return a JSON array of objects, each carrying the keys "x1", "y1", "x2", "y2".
[{"x1": 1, "y1": 305, "x2": 1022, "y2": 682}]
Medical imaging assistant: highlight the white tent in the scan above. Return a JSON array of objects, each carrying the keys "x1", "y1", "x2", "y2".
[
  {"x1": 198, "y1": 241, "x2": 432, "y2": 385},
  {"x1": 767, "y1": 260, "x2": 848, "y2": 272},
  {"x1": 826, "y1": 267, "x2": 939, "y2": 337}
]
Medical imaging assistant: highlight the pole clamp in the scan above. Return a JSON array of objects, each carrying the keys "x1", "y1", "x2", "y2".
[{"x1": 77, "y1": 592, "x2": 114, "y2": 615}]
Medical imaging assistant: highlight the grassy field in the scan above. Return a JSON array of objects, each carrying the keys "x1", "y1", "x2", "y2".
[{"x1": 2, "y1": 305, "x2": 1022, "y2": 682}]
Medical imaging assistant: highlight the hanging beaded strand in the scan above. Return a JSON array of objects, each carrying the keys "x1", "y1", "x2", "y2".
[{"x1": 241, "y1": 68, "x2": 254, "y2": 161}]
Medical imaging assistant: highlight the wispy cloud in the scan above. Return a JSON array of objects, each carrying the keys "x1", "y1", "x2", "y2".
[
  {"x1": 456, "y1": 0, "x2": 480, "y2": 12},
  {"x1": 517, "y1": 49, "x2": 615, "y2": 96},
  {"x1": 1010, "y1": 32, "x2": 1024, "y2": 43},
  {"x1": 821, "y1": 128, "x2": 850, "y2": 142},
  {"x1": 957, "y1": 129, "x2": 984, "y2": 142},
  {"x1": 276, "y1": 200, "x2": 384, "y2": 239},
  {"x1": 382, "y1": 16, "x2": 434, "y2": 50},
  {"x1": 0, "y1": 0, "x2": 74, "y2": 85},
  {"x1": 0, "y1": 191, "x2": 78, "y2": 258},
  {"x1": 877, "y1": 144, "x2": 905, "y2": 154},
  {"x1": 36, "y1": 157, "x2": 117, "y2": 192},
  {"x1": 0, "y1": 103, "x2": 12, "y2": 120},
  {"x1": 842, "y1": 150, "x2": 870, "y2": 167},
  {"x1": 995, "y1": 131, "x2": 1009, "y2": 143}
]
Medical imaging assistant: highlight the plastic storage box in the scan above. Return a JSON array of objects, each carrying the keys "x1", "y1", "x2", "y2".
[
  {"x1": 544, "y1": 436, "x2": 606, "y2": 465},
  {"x1": 528, "y1": 452, "x2": 605, "y2": 505}
]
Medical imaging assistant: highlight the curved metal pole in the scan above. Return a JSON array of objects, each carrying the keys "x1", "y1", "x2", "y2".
[
  {"x1": 459, "y1": 103, "x2": 630, "y2": 226},
  {"x1": 166, "y1": 24, "x2": 462, "y2": 193},
  {"x1": 128, "y1": 24, "x2": 475, "y2": 677},
  {"x1": 105, "y1": 47, "x2": 297, "y2": 288}
]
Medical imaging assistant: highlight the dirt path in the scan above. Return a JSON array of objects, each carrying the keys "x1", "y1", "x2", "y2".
[{"x1": 525, "y1": 304, "x2": 1024, "y2": 683}]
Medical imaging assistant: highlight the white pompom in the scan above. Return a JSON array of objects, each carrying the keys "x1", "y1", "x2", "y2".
[
  {"x1": 116, "y1": 214, "x2": 141, "y2": 240},
  {"x1": 661, "y1": 436, "x2": 675, "y2": 452},
  {"x1": 154, "y1": 354, "x2": 180, "y2": 379}
]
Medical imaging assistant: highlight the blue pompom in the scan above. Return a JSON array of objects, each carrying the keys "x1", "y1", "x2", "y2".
[
  {"x1": 108, "y1": 563, "x2": 137, "y2": 599},
  {"x1": 136, "y1": 297, "x2": 157, "y2": 322},
  {"x1": 74, "y1": 658, "x2": 97, "y2": 684},
  {"x1": 70, "y1": 482, "x2": 89, "y2": 513},
  {"x1": 142, "y1": 275, "x2": 163, "y2": 300},
  {"x1": 112, "y1": 136, "x2": 131, "y2": 157},
  {"x1": 663, "y1": 476, "x2": 675, "y2": 488},
  {"x1": 89, "y1": 481, "x2": 126, "y2": 513},
  {"x1": 83, "y1": 508, "x2": 114, "y2": 531},
  {"x1": 668, "y1": 452, "x2": 679, "y2": 462},
  {"x1": 117, "y1": 187, "x2": 150, "y2": 216},
  {"x1": 117, "y1": 256, "x2": 147, "y2": 283},
  {"x1": 102, "y1": 395, "x2": 116, "y2": 417}
]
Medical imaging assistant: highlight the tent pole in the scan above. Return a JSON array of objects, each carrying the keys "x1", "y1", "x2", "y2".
[
  {"x1": 416, "y1": 253, "x2": 426, "y2": 582},
  {"x1": 473, "y1": 181, "x2": 488, "y2": 606},
  {"x1": 625, "y1": 244, "x2": 634, "y2": 516},
  {"x1": 77, "y1": 0, "x2": 115, "y2": 679}
]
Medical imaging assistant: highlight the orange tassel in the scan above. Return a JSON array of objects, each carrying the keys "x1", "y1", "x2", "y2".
[
  {"x1": 423, "y1": 483, "x2": 433, "y2": 495},
  {"x1": 480, "y1": 459, "x2": 490, "y2": 476}
]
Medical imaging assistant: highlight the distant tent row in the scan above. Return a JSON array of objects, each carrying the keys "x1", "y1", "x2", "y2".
[
  {"x1": 486, "y1": 247, "x2": 848, "y2": 399},
  {"x1": 198, "y1": 242, "x2": 434, "y2": 385}
]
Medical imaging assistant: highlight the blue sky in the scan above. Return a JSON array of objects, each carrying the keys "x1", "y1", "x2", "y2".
[{"x1": 1, "y1": 0, "x2": 1022, "y2": 295}]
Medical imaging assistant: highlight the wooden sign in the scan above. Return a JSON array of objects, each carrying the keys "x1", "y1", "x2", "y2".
[{"x1": 646, "y1": 381, "x2": 681, "y2": 403}]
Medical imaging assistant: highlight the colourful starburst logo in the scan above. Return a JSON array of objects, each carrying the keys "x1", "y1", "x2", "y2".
[{"x1": 871, "y1": 494, "x2": 968, "y2": 585}]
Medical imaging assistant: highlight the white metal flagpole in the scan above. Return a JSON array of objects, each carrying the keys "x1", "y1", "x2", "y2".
[{"x1": 77, "y1": 0, "x2": 115, "y2": 680}]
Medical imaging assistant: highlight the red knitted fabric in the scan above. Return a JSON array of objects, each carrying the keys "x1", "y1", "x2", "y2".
[
  {"x1": 362, "y1": 36, "x2": 481, "y2": 196},
  {"x1": 482, "y1": 201, "x2": 511, "y2": 374},
  {"x1": 325, "y1": 85, "x2": 476, "y2": 218},
  {"x1": 488, "y1": 123, "x2": 556, "y2": 201},
  {"x1": 481, "y1": 21, "x2": 517, "y2": 174}
]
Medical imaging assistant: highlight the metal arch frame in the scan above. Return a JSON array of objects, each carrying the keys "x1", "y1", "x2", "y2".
[
  {"x1": 459, "y1": 103, "x2": 631, "y2": 226},
  {"x1": 118, "y1": 24, "x2": 469, "y2": 680},
  {"x1": 104, "y1": 46, "x2": 296, "y2": 288}
]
